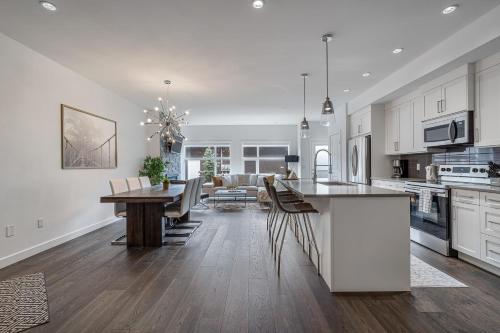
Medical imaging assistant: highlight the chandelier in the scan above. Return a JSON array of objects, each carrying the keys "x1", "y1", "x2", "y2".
[{"x1": 140, "y1": 80, "x2": 189, "y2": 144}]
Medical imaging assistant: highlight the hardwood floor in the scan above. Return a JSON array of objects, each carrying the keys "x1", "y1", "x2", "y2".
[{"x1": 1, "y1": 208, "x2": 499, "y2": 332}]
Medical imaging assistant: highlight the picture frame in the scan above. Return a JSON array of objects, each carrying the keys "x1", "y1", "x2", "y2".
[{"x1": 61, "y1": 104, "x2": 117, "y2": 169}]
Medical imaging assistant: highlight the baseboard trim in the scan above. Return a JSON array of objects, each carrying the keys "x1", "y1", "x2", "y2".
[
  {"x1": 458, "y1": 252, "x2": 500, "y2": 277},
  {"x1": 0, "y1": 216, "x2": 120, "y2": 270}
]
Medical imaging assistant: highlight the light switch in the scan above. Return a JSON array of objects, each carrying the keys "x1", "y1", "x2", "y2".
[{"x1": 5, "y1": 225, "x2": 14, "y2": 237}]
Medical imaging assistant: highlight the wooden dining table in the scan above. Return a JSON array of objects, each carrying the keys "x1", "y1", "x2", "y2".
[{"x1": 100, "y1": 184, "x2": 185, "y2": 247}]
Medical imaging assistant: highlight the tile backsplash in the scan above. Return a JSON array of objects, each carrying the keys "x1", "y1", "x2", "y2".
[{"x1": 401, "y1": 147, "x2": 500, "y2": 178}]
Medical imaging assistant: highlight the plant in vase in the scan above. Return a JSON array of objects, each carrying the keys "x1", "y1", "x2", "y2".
[{"x1": 139, "y1": 155, "x2": 169, "y2": 185}]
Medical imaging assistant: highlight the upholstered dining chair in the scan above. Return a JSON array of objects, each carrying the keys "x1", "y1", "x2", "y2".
[
  {"x1": 194, "y1": 177, "x2": 209, "y2": 208},
  {"x1": 109, "y1": 179, "x2": 128, "y2": 218},
  {"x1": 190, "y1": 177, "x2": 200, "y2": 209},
  {"x1": 164, "y1": 178, "x2": 196, "y2": 224},
  {"x1": 139, "y1": 176, "x2": 151, "y2": 188},
  {"x1": 126, "y1": 177, "x2": 142, "y2": 191}
]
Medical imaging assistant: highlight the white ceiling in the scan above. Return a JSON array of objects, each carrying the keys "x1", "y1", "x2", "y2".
[{"x1": 0, "y1": 0, "x2": 499, "y2": 125}]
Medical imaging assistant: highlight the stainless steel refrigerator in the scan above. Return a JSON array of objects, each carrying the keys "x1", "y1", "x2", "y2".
[{"x1": 348, "y1": 135, "x2": 371, "y2": 185}]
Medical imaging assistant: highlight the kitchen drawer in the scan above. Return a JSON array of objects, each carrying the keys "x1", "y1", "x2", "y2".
[
  {"x1": 371, "y1": 180, "x2": 405, "y2": 192},
  {"x1": 451, "y1": 189, "x2": 480, "y2": 205},
  {"x1": 480, "y1": 233, "x2": 500, "y2": 269},
  {"x1": 480, "y1": 192, "x2": 500, "y2": 209},
  {"x1": 480, "y1": 206, "x2": 500, "y2": 238}
]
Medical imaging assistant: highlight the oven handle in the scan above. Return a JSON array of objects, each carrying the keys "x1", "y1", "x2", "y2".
[{"x1": 405, "y1": 188, "x2": 448, "y2": 197}]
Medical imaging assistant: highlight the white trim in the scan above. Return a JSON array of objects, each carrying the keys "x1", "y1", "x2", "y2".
[
  {"x1": 0, "y1": 216, "x2": 120, "y2": 269},
  {"x1": 241, "y1": 143, "x2": 290, "y2": 174}
]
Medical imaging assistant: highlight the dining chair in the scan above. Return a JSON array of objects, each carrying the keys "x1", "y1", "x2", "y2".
[
  {"x1": 189, "y1": 177, "x2": 200, "y2": 209},
  {"x1": 164, "y1": 178, "x2": 196, "y2": 223},
  {"x1": 109, "y1": 179, "x2": 128, "y2": 218},
  {"x1": 139, "y1": 176, "x2": 151, "y2": 188},
  {"x1": 126, "y1": 177, "x2": 141, "y2": 191},
  {"x1": 194, "y1": 177, "x2": 209, "y2": 208}
]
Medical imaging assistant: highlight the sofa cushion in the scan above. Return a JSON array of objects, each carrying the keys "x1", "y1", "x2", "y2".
[
  {"x1": 212, "y1": 176, "x2": 223, "y2": 187},
  {"x1": 238, "y1": 174, "x2": 251, "y2": 186},
  {"x1": 222, "y1": 175, "x2": 233, "y2": 187},
  {"x1": 238, "y1": 185, "x2": 258, "y2": 191},
  {"x1": 230, "y1": 174, "x2": 239, "y2": 186},
  {"x1": 256, "y1": 175, "x2": 266, "y2": 187},
  {"x1": 249, "y1": 174, "x2": 258, "y2": 186}
]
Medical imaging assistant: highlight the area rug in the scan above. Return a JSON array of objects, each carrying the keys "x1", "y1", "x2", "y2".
[
  {"x1": 411, "y1": 255, "x2": 467, "y2": 288},
  {"x1": 0, "y1": 272, "x2": 49, "y2": 333}
]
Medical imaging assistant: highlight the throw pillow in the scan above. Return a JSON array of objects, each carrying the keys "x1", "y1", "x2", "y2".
[
  {"x1": 266, "y1": 175, "x2": 275, "y2": 186},
  {"x1": 238, "y1": 174, "x2": 251, "y2": 186},
  {"x1": 256, "y1": 175, "x2": 266, "y2": 187},
  {"x1": 222, "y1": 175, "x2": 233, "y2": 187},
  {"x1": 212, "y1": 176, "x2": 223, "y2": 187},
  {"x1": 249, "y1": 174, "x2": 258, "y2": 186}
]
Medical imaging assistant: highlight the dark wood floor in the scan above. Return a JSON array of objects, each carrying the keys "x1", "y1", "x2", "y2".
[{"x1": 1, "y1": 208, "x2": 500, "y2": 333}]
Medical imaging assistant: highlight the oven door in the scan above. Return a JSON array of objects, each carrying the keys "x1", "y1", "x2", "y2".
[{"x1": 405, "y1": 186, "x2": 449, "y2": 241}]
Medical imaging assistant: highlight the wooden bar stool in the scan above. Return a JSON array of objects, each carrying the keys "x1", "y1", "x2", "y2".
[{"x1": 268, "y1": 183, "x2": 320, "y2": 276}]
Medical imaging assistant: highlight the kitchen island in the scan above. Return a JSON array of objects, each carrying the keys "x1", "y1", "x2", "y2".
[{"x1": 279, "y1": 179, "x2": 411, "y2": 293}]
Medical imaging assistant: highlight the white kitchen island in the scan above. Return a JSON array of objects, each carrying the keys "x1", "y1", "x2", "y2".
[{"x1": 279, "y1": 179, "x2": 411, "y2": 293}]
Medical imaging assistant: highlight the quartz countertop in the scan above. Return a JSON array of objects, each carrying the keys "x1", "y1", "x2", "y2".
[
  {"x1": 371, "y1": 177, "x2": 425, "y2": 183},
  {"x1": 279, "y1": 179, "x2": 411, "y2": 198}
]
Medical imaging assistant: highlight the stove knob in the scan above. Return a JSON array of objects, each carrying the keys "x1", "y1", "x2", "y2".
[
  {"x1": 472, "y1": 168, "x2": 479, "y2": 173},
  {"x1": 480, "y1": 168, "x2": 487, "y2": 173},
  {"x1": 441, "y1": 168, "x2": 446, "y2": 172},
  {"x1": 446, "y1": 168, "x2": 452, "y2": 172}
]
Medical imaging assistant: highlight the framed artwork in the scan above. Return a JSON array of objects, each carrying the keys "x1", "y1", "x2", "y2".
[{"x1": 61, "y1": 104, "x2": 117, "y2": 169}]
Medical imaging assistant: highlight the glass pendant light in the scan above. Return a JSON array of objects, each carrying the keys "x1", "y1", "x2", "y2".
[
  {"x1": 320, "y1": 33, "x2": 334, "y2": 127},
  {"x1": 300, "y1": 73, "x2": 310, "y2": 139}
]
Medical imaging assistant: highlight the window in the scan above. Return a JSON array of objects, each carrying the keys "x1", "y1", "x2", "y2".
[
  {"x1": 184, "y1": 145, "x2": 231, "y2": 179},
  {"x1": 242, "y1": 144, "x2": 289, "y2": 174}
]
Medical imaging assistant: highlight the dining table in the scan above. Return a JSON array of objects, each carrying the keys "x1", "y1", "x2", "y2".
[{"x1": 100, "y1": 184, "x2": 185, "y2": 247}]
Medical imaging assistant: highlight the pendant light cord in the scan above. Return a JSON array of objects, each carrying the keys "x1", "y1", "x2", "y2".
[
  {"x1": 325, "y1": 39, "x2": 329, "y2": 98},
  {"x1": 303, "y1": 75, "x2": 306, "y2": 117}
]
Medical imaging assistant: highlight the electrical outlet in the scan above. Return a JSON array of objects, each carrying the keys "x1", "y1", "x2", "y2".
[
  {"x1": 5, "y1": 225, "x2": 14, "y2": 237},
  {"x1": 37, "y1": 219, "x2": 44, "y2": 229},
  {"x1": 416, "y1": 163, "x2": 421, "y2": 171}
]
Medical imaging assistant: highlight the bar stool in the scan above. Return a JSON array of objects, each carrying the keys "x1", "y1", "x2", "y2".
[
  {"x1": 262, "y1": 177, "x2": 304, "y2": 247},
  {"x1": 268, "y1": 183, "x2": 320, "y2": 276}
]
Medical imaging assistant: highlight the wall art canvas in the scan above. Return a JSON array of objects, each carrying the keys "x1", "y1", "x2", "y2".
[{"x1": 61, "y1": 104, "x2": 117, "y2": 169}]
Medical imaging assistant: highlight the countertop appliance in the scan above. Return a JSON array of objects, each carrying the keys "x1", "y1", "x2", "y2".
[
  {"x1": 404, "y1": 164, "x2": 499, "y2": 256},
  {"x1": 392, "y1": 159, "x2": 408, "y2": 178},
  {"x1": 349, "y1": 135, "x2": 371, "y2": 185},
  {"x1": 422, "y1": 111, "x2": 474, "y2": 148},
  {"x1": 425, "y1": 164, "x2": 439, "y2": 181}
]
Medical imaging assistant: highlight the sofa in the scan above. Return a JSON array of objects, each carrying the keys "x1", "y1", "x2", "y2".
[{"x1": 202, "y1": 173, "x2": 283, "y2": 203}]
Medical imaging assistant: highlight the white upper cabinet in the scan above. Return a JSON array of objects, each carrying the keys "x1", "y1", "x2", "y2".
[
  {"x1": 412, "y1": 96, "x2": 425, "y2": 152},
  {"x1": 349, "y1": 108, "x2": 371, "y2": 138},
  {"x1": 475, "y1": 62, "x2": 500, "y2": 147},
  {"x1": 422, "y1": 65, "x2": 474, "y2": 120},
  {"x1": 385, "y1": 105, "x2": 399, "y2": 154},
  {"x1": 398, "y1": 102, "x2": 412, "y2": 153}
]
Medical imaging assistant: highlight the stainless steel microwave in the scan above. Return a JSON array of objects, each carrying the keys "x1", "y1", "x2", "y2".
[{"x1": 422, "y1": 111, "x2": 474, "y2": 148}]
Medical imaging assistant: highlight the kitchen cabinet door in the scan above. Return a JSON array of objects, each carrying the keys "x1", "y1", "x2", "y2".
[
  {"x1": 452, "y1": 201, "x2": 481, "y2": 259},
  {"x1": 398, "y1": 102, "x2": 412, "y2": 153},
  {"x1": 359, "y1": 111, "x2": 371, "y2": 136},
  {"x1": 385, "y1": 107, "x2": 399, "y2": 154},
  {"x1": 412, "y1": 96, "x2": 425, "y2": 152},
  {"x1": 442, "y1": 75, "x2": 468, "y2": 116},
  {"x1": 475, "y1": 64, "x2": 500, "y2": 147},
  {"x1": 423, "y1": 86, "x2": 442, "y2": 120}
]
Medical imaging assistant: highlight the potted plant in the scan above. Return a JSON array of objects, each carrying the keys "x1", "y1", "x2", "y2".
[{"x1": 139, "y1": 156, "x2": 169, "y2": 185}]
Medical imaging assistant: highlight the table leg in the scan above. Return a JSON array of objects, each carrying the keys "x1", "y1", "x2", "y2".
[
  {"x1": 144, "y1": 203, "x2": 164, "y2": 247},
  {"x1": 126, "y1": 203, "x2": 145, "y2": 247}
]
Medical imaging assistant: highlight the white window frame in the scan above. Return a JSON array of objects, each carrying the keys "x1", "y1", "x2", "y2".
[
  {"x1": 242, "y1": 143, "x2": 289, "y2": 174},
  {"x1": 183, "y1": 144, "x2": 231, "y2": 179}
]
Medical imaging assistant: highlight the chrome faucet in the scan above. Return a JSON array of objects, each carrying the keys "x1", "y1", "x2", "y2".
[{"x1": 313, "y1": 149, "x2": 332, "y2": 183}]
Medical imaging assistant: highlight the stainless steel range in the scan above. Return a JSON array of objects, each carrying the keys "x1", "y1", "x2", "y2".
[{"x1": 404, "y1": 164, "x2": 500, "y2": 256}]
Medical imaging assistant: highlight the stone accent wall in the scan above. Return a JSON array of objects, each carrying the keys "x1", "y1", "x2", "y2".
[{"x1": 160, "y1": 139, "x2": 181, "y2": 179}]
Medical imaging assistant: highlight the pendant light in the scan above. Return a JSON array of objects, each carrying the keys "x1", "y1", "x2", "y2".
[
  {"x1": 320, "y1": 33, "x2": 334, "y2": 127},
  {"x1": 300, "y1": 73, "x2": 310, "y2": 139}
]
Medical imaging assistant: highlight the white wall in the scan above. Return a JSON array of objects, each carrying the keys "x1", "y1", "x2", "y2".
[
  {"x1": 0, "y1": 33, "x2": 147, "y2": 268},
  {"x1": 178, "y1": 124, "x2": 298, "y2": 178},
  {"x1": 299, "y1": 121, "x2": 329, "y2": 178}
]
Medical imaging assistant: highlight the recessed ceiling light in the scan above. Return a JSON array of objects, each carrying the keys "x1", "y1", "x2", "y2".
[
  {"x1": 442, "y1": 5, "x2": 458, "y2": 14},
  {"x1": 343, "y1": 89, "x2": 351, "y2": 93},
  {"x1": 39, "y1": 1, "x2": 57, "y2": 11},
  {"x1": 362, "y1": 72, "x2": 371, "y2": 77},
  {"x1": 252, "y1": 0, "x2": 265, "y2": 9},
  {"x1": 392, "y1": 48, "x2": 403, "y2": 54}
]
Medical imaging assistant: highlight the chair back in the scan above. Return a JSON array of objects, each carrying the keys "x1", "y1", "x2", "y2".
[
  {"x1": 109, "y1": 179, "x2": 128, "y2": 217},
  {"x1": 268, "y1": 183, "x2": 289, "y2": 213},
  {"x1": 179, "y1": 178, "x2": 196, "y2": 216},
  {"x1": 139, "y1": 176, "x2": 151, "y2": 188},
  {"x1": 194, "y1": 177, "x2": 203, "y2": 205},
  {"x1": 190, "y1": 178, "x2": 200, "y2": 208},
  {"x1": 126, "y1": 177, "x2": 141, "y2": 191},
  {"x1": 263, "y1": 176, "x2": 273, "y2": 196}
]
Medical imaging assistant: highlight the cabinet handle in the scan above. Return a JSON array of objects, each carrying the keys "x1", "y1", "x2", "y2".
[
  {"x1": 475, "y1": 128, "x2": 479, "y2": 142},
  {"x1": 441, "y1": 99, "x2": 445, "y2": 112},
  {"x1": 437, "y1": 100, "x2": 441, "y2": 113},
  {"x1": 358, "y1": 124, "x2": 361, "y2": 134},
  {"x1": 394, "y1": 142, "x2": 397, "y2": 151},
  {"x1": 397, "y1": 142, "x2": 400, "y2": 151}
]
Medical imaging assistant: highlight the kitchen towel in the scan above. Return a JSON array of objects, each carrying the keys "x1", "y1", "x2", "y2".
[{"x1": 419, "y1": 188, "x2": 432, "y2": 214}]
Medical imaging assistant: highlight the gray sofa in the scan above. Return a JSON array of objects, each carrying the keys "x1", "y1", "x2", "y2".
[{"x1": 202, "y1": 173, "x2": 283, "y2": 203}]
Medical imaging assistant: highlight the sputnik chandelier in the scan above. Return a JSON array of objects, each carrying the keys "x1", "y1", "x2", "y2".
[{"x1": 140, "y1": 80, "x2": 189, "y2": 143}]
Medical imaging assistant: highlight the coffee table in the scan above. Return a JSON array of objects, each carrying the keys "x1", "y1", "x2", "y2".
[{"x1": 214, "y1": 189, "x2": 247, "y2": 208}]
